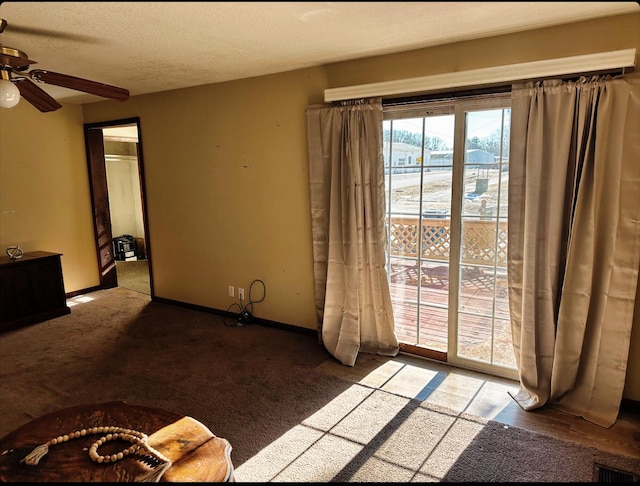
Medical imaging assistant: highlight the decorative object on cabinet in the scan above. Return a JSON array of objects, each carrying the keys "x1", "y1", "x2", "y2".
[{"x1": 5, "y1": 245, "x2": 23, "y2": 260}]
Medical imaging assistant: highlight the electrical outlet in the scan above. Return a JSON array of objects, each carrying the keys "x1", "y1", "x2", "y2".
[
  {"x1": 238, "y1": 288, "x2": 245, "y2": 300},
  {"x1": 228, "y1": 285, "x2": 235, "y2": 297}
]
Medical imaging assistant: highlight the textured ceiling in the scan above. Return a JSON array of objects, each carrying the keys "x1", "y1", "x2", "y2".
[{"x1": 0, "y1": 2, "x2": 638, "y2": 104}]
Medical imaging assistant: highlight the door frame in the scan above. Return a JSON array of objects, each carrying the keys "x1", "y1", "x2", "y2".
[
  {"x1": 383, "y1": 95, "x2": 516, "y2": 380},
  {"x1": 83, "y1": 117, "x2": 153, "y2": 296}
]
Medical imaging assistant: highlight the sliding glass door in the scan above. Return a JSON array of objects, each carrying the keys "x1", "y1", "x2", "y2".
[{"x1": 383, "y1": 95, "x2": 517, "y2": 379}]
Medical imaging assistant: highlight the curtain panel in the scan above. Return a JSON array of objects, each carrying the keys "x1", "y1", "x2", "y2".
[
  {"x1": 306, "y1": 98, "x2": 399, "y2": 367},
  {"x1": 508, "y1": 73, "x2": 640, "y2": 427}
]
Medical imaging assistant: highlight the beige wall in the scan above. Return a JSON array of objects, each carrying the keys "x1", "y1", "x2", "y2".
[
  {"x1": 0, "y1": 102, "x2": 99, "y2": 291},
  {"x1": 81, "y1": 68, "x2": 327, "y2": 328},
  {"x1": 323, "y1": 14, "x2": 640, "y2": 90},
  {"x1": 1, "y1": 13, "x2": 639, "y2": 398}
]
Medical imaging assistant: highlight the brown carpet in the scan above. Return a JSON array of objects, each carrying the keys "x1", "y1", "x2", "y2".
[
  {"x1": 115, "y1": 259, "x2": 150, "y2": 295},
  {"x1": 0, "y1": 288, "x2": 638, "y2": 482}
]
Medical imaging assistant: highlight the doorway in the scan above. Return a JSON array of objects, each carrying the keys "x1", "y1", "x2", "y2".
[
  {"x1": 383, "y1": 96, "x2": 517, "y2": 380},
  {"x1": 84, "y1": 117, "x2": 152, "y2": 296}
]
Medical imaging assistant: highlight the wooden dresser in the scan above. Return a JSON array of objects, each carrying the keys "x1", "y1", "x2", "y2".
[{"x1": 0, "y1": 251, "x2": 71, "y2": 332}]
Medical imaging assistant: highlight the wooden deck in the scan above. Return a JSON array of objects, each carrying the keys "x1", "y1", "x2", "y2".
[{"x1": 388, "y1": 262, "x2": 516, "y2": 368}]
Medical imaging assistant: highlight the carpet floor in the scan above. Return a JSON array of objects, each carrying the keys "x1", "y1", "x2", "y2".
[
  {"x1": 0, "y1": 287, "x2": 638, "y2": 482},
  {"x1": 115, "y1": 259, "x2": 150, "y2": 295}
]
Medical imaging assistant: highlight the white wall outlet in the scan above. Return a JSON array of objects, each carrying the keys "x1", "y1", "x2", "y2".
[
  {"x1": 238, "y1": 288, "x2": 245, "y2": 300},
  {"x1": 228, "y1": 285, "x2": 235, "y2": 297}
]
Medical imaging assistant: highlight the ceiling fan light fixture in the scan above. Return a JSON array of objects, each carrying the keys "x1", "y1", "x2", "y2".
[
  {"x1": 0, "y1": 78, "x2": 20, "y2": 108},
  {"x1": 0, "y1": 18, "x2": 130, "y2": 112}
]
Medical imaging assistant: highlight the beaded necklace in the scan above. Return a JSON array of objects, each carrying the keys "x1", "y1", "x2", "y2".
[{"x1": 21, "y1": 425, "x2": 171, "y2": 482}]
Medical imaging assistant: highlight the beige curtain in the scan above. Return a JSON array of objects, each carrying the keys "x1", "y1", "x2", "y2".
[
  {"x1": 306, "y1": 98, "x2": 399, "y2": 367},
  {"x1": 508, "y1": 73, "x2": 640, "y2": 427}
]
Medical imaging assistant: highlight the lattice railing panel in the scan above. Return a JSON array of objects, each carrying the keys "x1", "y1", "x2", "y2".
[
  {"x1": 461, "y1": 221, "x2": 508, "y2": 265},
  {"x1": 390, "y1": 221, "x2": 418, "y2": 257},
  {"x1": 389, "y1": 216, "x2": 507, "y2": 266},
  {"x1": 421, "y1": 223, "x2": 450, "y2": 260}
]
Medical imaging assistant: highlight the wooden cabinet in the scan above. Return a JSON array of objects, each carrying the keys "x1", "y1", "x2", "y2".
[{"x1": 0, "y1": 251, "x2": 71, "y2": 331}]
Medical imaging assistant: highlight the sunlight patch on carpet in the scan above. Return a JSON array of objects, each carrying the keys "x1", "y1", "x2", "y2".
[
  {"x1": 317, "y1": 352, "x2": 520, "y2": 421},
  {"x1": 67, "y1": 295, "x2": 95, "y2": 307},
  {"x1": 234, "y1": 383, "x2": 484, "y2": 482}
]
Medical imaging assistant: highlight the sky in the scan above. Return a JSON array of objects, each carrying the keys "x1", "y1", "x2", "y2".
[{"x1": 389, "y1": 109, "x2": 508, "y2": 149}]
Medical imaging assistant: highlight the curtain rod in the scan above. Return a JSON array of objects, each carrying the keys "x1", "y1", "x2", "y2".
[{"x1": 324, "y1": 48, "x2": 637, "y2": 102}]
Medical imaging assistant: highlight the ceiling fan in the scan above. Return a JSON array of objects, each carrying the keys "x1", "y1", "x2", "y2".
[{"x1": 0, "y1": 18, "x2": 129, "y2": 112}]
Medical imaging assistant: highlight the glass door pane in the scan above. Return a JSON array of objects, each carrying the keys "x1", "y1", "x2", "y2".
[
  {"x1": 385, "y1": 114, "x2": 454, "y2": 353},
  {"x1": 456, "y1": 107, "x2": 516, "y2": 370}
]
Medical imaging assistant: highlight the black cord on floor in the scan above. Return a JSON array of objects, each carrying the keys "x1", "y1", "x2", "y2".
[
  {"x1": 223, "y1": 302, "x2": 245, "y2": 327},
  {"x1": 223, "y1": 279, "x2": 266, "y2": 327}
]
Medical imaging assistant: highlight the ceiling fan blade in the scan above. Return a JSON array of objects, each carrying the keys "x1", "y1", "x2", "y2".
[
  {"x1": 1, "y1": 19, "x2": 101, "y2": 43},
  {"x1": 15, "y1": 78, "x2": 62, "y2": 112},
  {"x1": 29, "y1": 69, "x2": 129, "y2": 101}
]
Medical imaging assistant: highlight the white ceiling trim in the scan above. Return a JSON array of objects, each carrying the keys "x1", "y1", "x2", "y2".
[{"x1": 324, "y1": 48, "x2": 637, "y2": 102}]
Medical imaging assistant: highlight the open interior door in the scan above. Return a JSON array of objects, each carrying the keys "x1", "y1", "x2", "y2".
[{"x1": 85, "y1": 127, "x2": 117, "y2": 288}]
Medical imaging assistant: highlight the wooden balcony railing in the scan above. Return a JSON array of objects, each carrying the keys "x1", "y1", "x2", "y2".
[{"x1": 389, "y1": 216, "x2": 507, "y2": 266}]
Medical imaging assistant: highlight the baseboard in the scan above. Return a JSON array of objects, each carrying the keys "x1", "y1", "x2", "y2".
[
  {"x1": 152, "y1": 295, "x2": 317, "y2": 336},
  {"x1": 66, "y1": 285, "x2": 102, "y2": 298}
]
